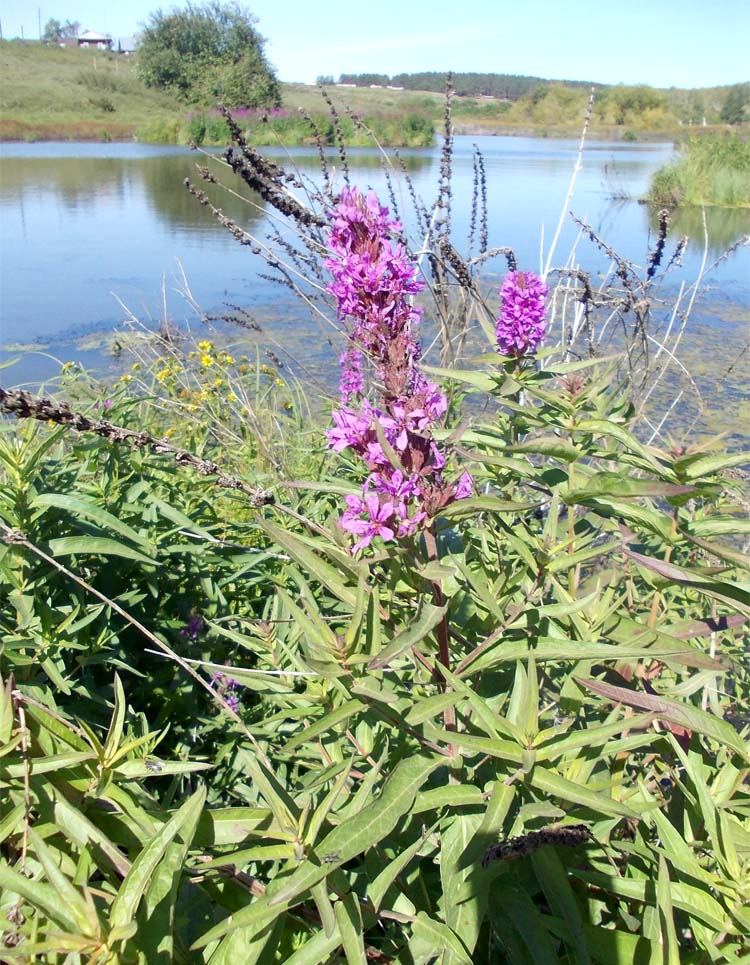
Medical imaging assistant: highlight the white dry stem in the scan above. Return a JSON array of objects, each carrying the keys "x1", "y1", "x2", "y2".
[
  {"x1": 144, "y1": 649, "x2": 318, "y2": 677},
  {"x1": 543, "y1": 89, "x2": 595, "y2": 279}
]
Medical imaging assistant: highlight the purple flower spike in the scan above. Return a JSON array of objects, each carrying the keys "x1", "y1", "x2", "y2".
[
  {"x1": 325, "y1": 186, "x2": 474, "y2": 551},
  {"x1": 495, "y1": 271, "x2": 548, "y2": 357}
]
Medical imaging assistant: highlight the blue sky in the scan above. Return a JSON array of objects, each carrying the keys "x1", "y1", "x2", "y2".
[{"x1": 1, "y1": 0, "x2": 747, "y2": 88}]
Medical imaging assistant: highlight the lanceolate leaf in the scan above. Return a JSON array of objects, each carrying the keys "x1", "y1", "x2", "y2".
[
  {"x1": 31, "y1": 492, "x2": 154, "y2": 550},
  {"x1": 109, "y1": 784, "x2": 206, "y2": 932},
  {"x1": 48, "y1": 536, "x2": 157, "y2": 565},
  {"x1": 623, "y1": 547, "x2": 750, "y2": 616},
  {"x1": 367, "y1": 602, "x2": 448, "y2": 670},
  {"x1": 192, "y1": 754, "x2": 440, "y2": 948},
  {"x1": 576, "y1": 677, "x2": 749, "y2": 759}
]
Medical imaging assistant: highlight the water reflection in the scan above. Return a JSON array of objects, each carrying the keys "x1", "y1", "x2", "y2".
[
  {"x1": 0, "y1": 138, "x2": 747, "y2": 373},
  {"x1": 645, "y1": 202, "x2": 750, "y2": 257}
]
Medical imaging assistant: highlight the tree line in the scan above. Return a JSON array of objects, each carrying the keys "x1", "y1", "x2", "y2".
[{"x1": 335, "y1": 71, "x2": 602, "y2": 100}]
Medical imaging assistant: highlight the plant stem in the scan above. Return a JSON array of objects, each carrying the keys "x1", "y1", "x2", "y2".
[{"x1": 423, "y1": 525, "x2": 456, "y2": 733}]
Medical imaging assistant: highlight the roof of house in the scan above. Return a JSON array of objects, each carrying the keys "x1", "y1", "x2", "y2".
[{"x1": 78, "y1": 31, "x2": 112, "y2": 42}]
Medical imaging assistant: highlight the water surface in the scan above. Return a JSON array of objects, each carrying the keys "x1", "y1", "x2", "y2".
[{"x1": 1, "y1": 136, "x2": 748, "y2": 388}]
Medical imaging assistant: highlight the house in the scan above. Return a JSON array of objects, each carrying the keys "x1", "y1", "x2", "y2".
[
  {"x1": 77, "y1": 31, "x2": 113, "y2": 50},
  {"x1": 116, "y1": 36, "x2": 138, "y2": 55}
]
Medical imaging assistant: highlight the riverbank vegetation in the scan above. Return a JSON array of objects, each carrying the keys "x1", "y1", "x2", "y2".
[
  {"x1": 1, "y1": 39, "x2": 748, "y2": 145},
  {"x1": 1, "y1": 101, "x2": 749, "y2": 960},
  {"x1": 648, "y1": 132, "x2": 750, "y2": 207}
]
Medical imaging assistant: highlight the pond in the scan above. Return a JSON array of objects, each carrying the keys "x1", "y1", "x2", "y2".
[{"x1": 0, "y1": 136, "x2": 748, "y2": 392}]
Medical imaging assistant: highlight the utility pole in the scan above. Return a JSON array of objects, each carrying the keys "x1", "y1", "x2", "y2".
[{"x1": 38, "y1": 8, "x2": 41, "y2": 39}]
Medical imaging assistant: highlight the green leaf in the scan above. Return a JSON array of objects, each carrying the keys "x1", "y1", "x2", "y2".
[
  {"x1": 410, "y1": 911, "x2": 473, "y2": 965},
  {"x1": 678, "y1": 450, "x2": 750, "y2": 480},
  {"x1": 440, "y1": 812, "x2": 486, "y2": 958},
  {"x1": 0, "y1": 674, "x2": 13, "y2": 744},
  {"x1": 48, "y1": 536, "x2": 156, "y2": 565},
  {"x1": 258, "y1": 519, "x2": 358, "y2": 607},
  {"x1": 29, "y1": 829, "x2": 100, "y2": 939},
  {"x1": 575, "y1": 420, "x2": 670, "y2": 475},
  {"x1": 282, "y1": 928, "x2": 344, "y2": 965},
  {"x1": 624, "y1": 548, "x2": 750, "y2": 616},
  {"x1": 31, "y1": 493, "x2": 153, "y2": 549},
  {"x1": 193, "y1": 807, "x2": 274, "y2": 847},
  {"x1": 334, "y1": 891, "x2": 367, "y2": 965},
  {"x1": 1, "y1": 750, "x2": 96, "y2": 778},
  {"x1": 489, "y1": 888, "x2": 559, "y2": 965},
  {"x1": 368, "y1": 819, "x2": 440, "y2": 912},
  {"x1": 368, "y1": 603, "x2": 448, "y2": 670},
  {"x1": 102, "y1": 673, "x2": 127, "y2": 767},
  {"x1": 192, "y1": 754, "x2": 440, "y2": 948},
  {"x1": 113, "y1": 759, "x2": 213, "y2": 778},
  {"x1": 283, "y1": 701, "x2": 361, "y2": 753},
  {"x1": 109, "y1": 784, "x2": 206, "y2": 931},
  {"x1": 310, "y1": 879, "x2": 336, "y2": 938},
  {"x1": 576, "y1": 677, "x2": 749, "y2": 760},
  {"x1": 0, "y1": 862, "x2": 81, "y2": 934},
  {"x1": 510, "y1": 436, "x2": 581, "y2": 462},
  {"x1": 571, "y1": 871, "x2": 729, "y2": 932},
  {"x1": 438, "y1": 495, "x2": 539, "y2": 519},
  {"x1": 52, "y1": 791, "x2": 131, "y2": 877},
  {"x1": 531, "y1": 847, "x2": 591, "y2": 965},
  {"x1": 421, "y1": 363, "x2": 499, "y2": 392},
  {"x1": 567, "y1": 472, "x2": 695, "y2": 500}
]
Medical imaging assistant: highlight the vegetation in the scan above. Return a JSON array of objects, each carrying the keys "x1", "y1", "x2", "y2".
[
  {"x1": 2, "y1": 41, "x2": 748, "y2": 144},
  {"x1": 1, "y1": 105, "x2": 749, "y2": 961},
  {"x1": 136, "y1": 1, "x2": 281, "y2": 108},
  {"x1": 41, "y1": 18, "x2": 80, "y2": 44},
  {"x1": 648, "y1": 133, "x2": 750, "y2": 207},
  {"x1": 720, "y1": 83, "x2": 750, "y2": 125}
]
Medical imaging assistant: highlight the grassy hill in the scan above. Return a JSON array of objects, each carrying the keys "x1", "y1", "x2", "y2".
[{"x1": 0, "y1": 40, "x2": 745, "y2": 145}]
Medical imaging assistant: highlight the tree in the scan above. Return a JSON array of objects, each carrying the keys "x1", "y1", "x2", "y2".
[
  {"x1": 42, "y1": 17, "x2": 80, "y2": 43},
  {"x1": 136, "y1": 2, "x2": 280, "y2": 108},
  {"x1": 720, "y1": 84, "x2": 750, "y2": 125}
]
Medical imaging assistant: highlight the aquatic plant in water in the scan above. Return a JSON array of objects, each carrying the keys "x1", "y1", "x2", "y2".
[{"x1": 324, "y1": 186, "x2": 472, "y2": 551}]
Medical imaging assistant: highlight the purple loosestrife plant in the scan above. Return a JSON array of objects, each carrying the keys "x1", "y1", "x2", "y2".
[
  {"x1": 495, "y1": 270, "x2": 548, "y2": 357},
  {"x1": 325, "y1": 187, "x2": 472, "y2": 552}
]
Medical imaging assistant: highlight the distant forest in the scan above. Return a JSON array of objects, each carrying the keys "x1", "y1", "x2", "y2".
[{"x1": 332, "y1": 72, "x2": 604, "y2": 99}]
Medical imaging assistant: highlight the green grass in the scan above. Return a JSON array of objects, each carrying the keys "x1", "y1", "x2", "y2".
[
  {"x1": 648, "y1": 133, "x2": 750, "y2": 206},
  {"x1": 1, "y1": 41, "x2": 748, "y2": 145},
  {"x1": 0, "y1": 41, "x2": 181, "y2": 140}
]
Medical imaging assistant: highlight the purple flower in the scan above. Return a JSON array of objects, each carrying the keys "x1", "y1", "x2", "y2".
[
  {"x1": 341, "y1": 492, "x2": 396, "y2": 553},
  {"x1": 180, "y1": 615, "x2": 205, "y2": 640},
  {"x1": 454, "y1": 472, "x2": 474, "y2": 500},
  {"x1": 495, "y1": 271, "x2": 548, "y2": 357},
  {"x1": 211, "y1": 668, "x2": 241, "y2": 713},
  {"x1": 339, "y1": 346, "x2": 364, "y2": 402}
]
